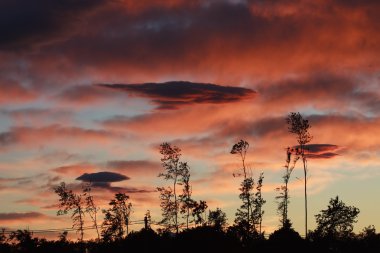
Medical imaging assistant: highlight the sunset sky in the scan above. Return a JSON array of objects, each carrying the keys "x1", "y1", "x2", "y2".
[{"x1": 1, "y1": 0, "x2": 380, "y2": 239}]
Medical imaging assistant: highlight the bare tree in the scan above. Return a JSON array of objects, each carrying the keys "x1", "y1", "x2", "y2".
[
  {"x1": 276, "y1": 147, "x2": 300, "y2": 228},
  {"x1": 253, "y1": 172, "x2": 266, "y2": 234},
  {"x1": 179, "y1": 162, "x2": 196, "y2": 229},
  {"x1": 83, "y1": 183, "x2": 100, "y2": 240},
  {"x1": 231, "y1": 140, "x2": 253, "y2": 233},
  {"x1": 286, "y1": 112, "x2": 312, "y2": 238},
  {"x1": 157, "y1": 142, "x2": 187, "y2": 234},
  {"x1": 54, "y1": 182, "x2": 85, "y2": 241},
  {"x1": 231, "y1": 140, "x2": 266, "y2": 238}
]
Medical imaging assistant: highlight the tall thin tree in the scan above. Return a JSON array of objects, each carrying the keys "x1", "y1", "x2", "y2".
[
  {"x1": 231, "y1": 140, "x2": 252, "y2": 228},
  {"x1": 286, "y1": 112, "x2": 312, "y2": 238},
  {"x1": 253, "y1": 172, "x2": 266, "y2": 234},
  {"x1": 231, "y1": 140, "x2": 260, "y2": 239},
  {"x1": 276, "y1": 147, "x2": 299, "y2": 228},
  {"x1": 179, "y1": 162, "x2": 195, "y2": 229},
  {"x1": 54, "y1": 182, "x2": 85, "y2": 241},
  {"x1": 157, "y1": 142, "x2": 187, "y2": 234},
  {"x1": 83, "y1": 183, "x2": 100, "y2": 240}
]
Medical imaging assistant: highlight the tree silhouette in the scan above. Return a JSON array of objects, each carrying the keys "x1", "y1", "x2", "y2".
[
  {"x1": 144, "y1": 210, "x2": 152, "y2": 230},
  {"x1": 179, "y1": 162, "x2": 195, "y2": 229},
  {"x1": 83, "y1": 183, "x2": 100, "y2": 240},
  {"x1": 231, "y1": 140, "x2": 253, "y2": 234},
  {"x1": 253, "y1": 172, "x2": 265, "y2": 234},
  {"x1": 101, "y1": 193, "x2": 133, "y2": 241},
  {"x1": 9, "y1": 230, "x2": 38, "y2": 252},
  {"x1": 286, "y1": 112, "x2": 312, "y2": 238},
  {"x1": 208, "y1": 208, "x2": 228, "y2": 232},
  {"x1": 231, "y1": 140, "x2": 265, "y2": 239},
  {"x1": 0, "y1": 228, "x2": 6, "y2": 244},
  {"x1": 58, "y1": 231, "x2": 68, "y2": 243},
  {"x1": 314, "y1": 196, "x2": 360, "y2": 239},
  {"x1": 192, "y1": 200, "x2": 208, "y2": 226},
  {"x1": 157, "y1": 142, "x2": 186, "y2": 234},
  {"x1": 157, "y1": 186, "x2": 177, "y2": 233},
  {"x1": 158, "y1": 142, "x2": 193, "y2": 233},
  {"x1": 54, "y1": 182, "x2": 85, "y2": 241},
  {"x1": 276, "y1": 147, "x2": 299, "y2": 228}
]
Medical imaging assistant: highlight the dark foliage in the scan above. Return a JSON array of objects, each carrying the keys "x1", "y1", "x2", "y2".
[{"x1": 2, "y1": 226, "x2": 380, "y2": 253}]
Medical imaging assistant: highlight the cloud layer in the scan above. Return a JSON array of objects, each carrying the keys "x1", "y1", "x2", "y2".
[{"x1": 0, "y1": 0, "x2": 379, "y2": 236}]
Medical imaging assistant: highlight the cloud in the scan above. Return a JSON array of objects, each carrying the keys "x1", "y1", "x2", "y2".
[
  {"x1": 100, "y1": 81, "x2": 255, "y2": 109},
  {"x1": 54, "y1": 85, "x2": 127, "y2": 106},
  {"x1": 16, "y1": 0, "x2": 375, "y2": 85},
  {"x1": 91, "y1": 183, "x2": 153, "y2": 194},
  {"x1": 52, "y1": 163, "x2": 96, "y2": 176},
  {"x1": 0, "y1": 80, "x2": 36, "y2": 104},
  {"x1": 302, "y1": 144, "x2": 340, "y2": 159},
  {"x1": 0, "y1": 132, "x2": 17, "y2": 147},
  {"x1": 75, "y1": 172, "x2": 156, "y2": 194},
  {"x1": 0, "y1": 125, "x2": 124, "y2": 151},
  {"x1": 1, "y1": 108, "x2": 73, "y2": 126},
  {"x1": 107, "y1": 160, "x2": 160, "y2": 175},
  {"x1": 0, "y1": 174, "x2": 61, "y2": 194},
  {"x1": 306, "y1": 152, "x2": 339, "y2": 159},
  {"x1": 76, "y1": 171, "x2": 129, "y2": 182},
  {"x1": 304, "y1": 144, "x2": 339, "y2": 153},
  {"x1": 0, "y1": 0, "x2": 105, "y2": 50},
  {"x1": 0, "y1": 212, "x2": 46, "y2": 221}
]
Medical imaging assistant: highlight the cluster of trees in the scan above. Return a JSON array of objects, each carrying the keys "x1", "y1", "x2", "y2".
[
  {"x1": 1, "y1": 112, "x2": 379, "y2": 252},
  {"x1": 54, "y1": 183, "x2": 133, "y2": 242},
  {"x1": 1, "y1": 212, "x2": 379, "y2": 253},
  {"x1": 155, "y1": 140, "x2": 266, "y2": 243}
]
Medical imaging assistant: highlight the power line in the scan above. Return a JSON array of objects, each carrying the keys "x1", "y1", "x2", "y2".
[{"x1": 0, "y1": 220, "x2": 147, "y2": 235}]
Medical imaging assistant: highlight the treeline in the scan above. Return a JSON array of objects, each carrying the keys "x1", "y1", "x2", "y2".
[
  {"x1": 1, "y1": 112, "x2": 379, "y2": 252},
  {"x1": 1, "y1": 222, "x2": 379, "y2": 253}
]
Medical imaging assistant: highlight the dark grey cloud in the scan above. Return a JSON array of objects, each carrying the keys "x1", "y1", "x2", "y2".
[
  {"x1": 306, "y1": 152, "x2": 339, "y2": 159},
  {"x1": 1, "y1": 0, "x2": 378, "y2": 95},
  {"x1": 0, "y1": 212, "x2": 45, "y2": 221},
  {"x1": 0, "y1": 132, "x2": 17, "y2": 147},
  {"x1": 304, "y1": 144, "x2": 339, "y2": 153},
  {"x1": 100, "y1": 81, "x2": 255, "y2": 109},
  {"x1": 76, "y1": 171, "x2": 129, "y2": 183},
  {"x1": 296, "y1": 144, "x2": 340, "y2": 159},
  {"x1": 0, "y1": 0, "x2": 104, "y2": 50},
  {"x1": 75, "y1": 172, "x2": 150, "y2": 193}
]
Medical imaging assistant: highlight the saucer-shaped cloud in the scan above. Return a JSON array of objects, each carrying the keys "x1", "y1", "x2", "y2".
[
  {"x1": 301, "y1": 144, "x2": 340, "y2": 159},
  {"x1": 76, "y1": 171, "x2": 129, "y2": 182},
  {"x1": 100, "y1": 81, "x2": 256, "y2": 109}
]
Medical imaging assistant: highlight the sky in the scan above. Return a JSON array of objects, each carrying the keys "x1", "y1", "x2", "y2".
[{"x1": 0, "y1": 0, "x2": 380, "y2": 240}]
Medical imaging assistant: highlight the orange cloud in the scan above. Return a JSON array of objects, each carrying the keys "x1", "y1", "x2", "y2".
[{"x1": 52, "y1": 163, "x2": 97, "y2": 176}]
